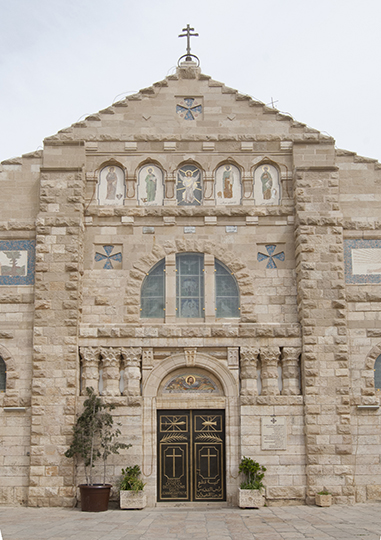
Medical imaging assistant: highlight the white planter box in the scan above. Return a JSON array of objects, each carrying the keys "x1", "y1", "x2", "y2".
[
  {"x1": 120, "y1": 490, "x2": 146, "y2": 510},
  {"x1": 315, "y1": 493, "x2": 332, "y2": 507},
  {"x1": 238, "y1": 488, "x2": 265, "y2": 508}
]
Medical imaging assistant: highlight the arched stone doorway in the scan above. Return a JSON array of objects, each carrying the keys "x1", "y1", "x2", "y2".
[{"x1": 142, "y1": 351, "x2": 240, "y2": 506}]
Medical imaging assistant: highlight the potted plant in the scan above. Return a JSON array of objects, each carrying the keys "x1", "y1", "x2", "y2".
[
  {"x1": 65, "y1": 387, "x2": 131, "y2": 512},
  {"x1": 238, "y1": 456, "x2": 266, "y2": 508},
  {"x1": 119, "y1": 465, "x2": 146, "y2": 509},
  {"x1": 315, "y1": 490, "x2": 332, "y2": 507}
]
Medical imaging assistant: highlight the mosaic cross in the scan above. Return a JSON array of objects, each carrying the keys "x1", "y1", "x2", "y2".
[
  {"x1": 94, "y1": 245, "x2": 122, "y2": 269},
  {"x1": 257, "y1": 245, "x2": 285, "y2": 269},
  {"x1": 176, "y1": 98, "x2": 202, "y2": 120}
]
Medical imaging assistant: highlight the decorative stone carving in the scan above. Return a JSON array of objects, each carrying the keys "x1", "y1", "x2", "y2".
[
  {"x1": 142, "y1": 348, "x2": 154, "y2": 369},
  {"x1": 260, "y1": 347, "x2": 281, "y2": 396},
  {"x1": 282, "y1": 347, "x2": 301, "y2": 395},
  {"x1": 185, "y1": 348, "x2": 197, "y2": 366},
  {"x1": 227, "y1": 347, "x2": 239, "y2": 368},
  {"x1": 79, "y1": 347, "x2": 100, "y2": 395},
  {"x1": 240, "y1": 347, "x2": 259, "y2": 400},
  {"x1": 100, "y1": 347, "x2": 121, "y2": 396},
  {"x1": 121, "y1": 347, "x2": 142, "y2": 397}
]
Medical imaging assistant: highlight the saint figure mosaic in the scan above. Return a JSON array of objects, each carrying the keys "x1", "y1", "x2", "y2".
[
  {"x1": 137, "y1": 164, "x2": 164, "y2": 206},
  {"x1": 254, "y1": 164, "x2": 280, "y2": 205},
  {"x1": 97, "y1": 165, "x2": 125, "y2": 206},
  {"x1": 215, "y1": 163, "x2": 241, "y2": 205}
]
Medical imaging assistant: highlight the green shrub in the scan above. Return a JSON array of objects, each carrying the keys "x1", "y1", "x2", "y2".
[
  {"x1": 239, "y1": 456, "x2": 266, "y2": 490},
  {"x1": 119, "y1": 465, "x2": 145, "y2": 492}
]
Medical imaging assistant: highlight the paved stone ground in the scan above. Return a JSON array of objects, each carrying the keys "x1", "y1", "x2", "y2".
[{"x1": 0, "y1": 504, "x2": 381, "y2": 540}]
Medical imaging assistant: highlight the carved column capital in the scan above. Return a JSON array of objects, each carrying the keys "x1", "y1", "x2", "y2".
[
  {"x1": 99, "y1": 347, "x2": 121, "y2": 396},
  {"x1": 79, "y1": 347, "x2": 100, "y2": 396},
  {"x1": 240, "y1": 347, "x2": 259, "y2": 400},
  {"x1": 80, "y1": 346, "x2": 100, "y2": 366},
  {"x1": 282, "y1": 347, "x2": 301, "y2": 395},
  {"x1": 260, "y1": 347, "x2": 280, "y2": 396},
  {"x1": 121, "y1": 347, "x2": 142, "y2": 368}
]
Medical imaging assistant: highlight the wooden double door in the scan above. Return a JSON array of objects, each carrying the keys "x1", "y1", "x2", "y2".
[{"x1": 157, "y1": 409, "x2": 226, "y2": 502}]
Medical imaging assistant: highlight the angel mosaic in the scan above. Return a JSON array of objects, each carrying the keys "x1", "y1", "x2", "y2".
[{"x1": 176, "y1": 164, "x2": 202, "y2": 206}]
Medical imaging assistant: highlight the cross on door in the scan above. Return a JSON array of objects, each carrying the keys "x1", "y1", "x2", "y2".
[
  {"x1": 166, "y1": 447, "x2": 182, "y2": 478},
  {"x1": 201, "y1": 447, "x2": 217, "y2": 477}
]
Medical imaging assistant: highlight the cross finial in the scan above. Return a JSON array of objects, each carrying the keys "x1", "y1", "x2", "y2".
[{"x1": 179, "y1": 24, "x2": 199, "y2": 61}]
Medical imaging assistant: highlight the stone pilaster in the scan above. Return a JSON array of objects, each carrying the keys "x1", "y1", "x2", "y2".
[
  {"x1": 281, "y1": 347, "x2": 301, "y2": 396},
  {"x1": 100, "y1": 347, "x2": 121, "y2": 397},
  {"x1": 260, "y1": 347, "x2": 280, "y2": 396},
  {"x1": 121, "y1": 347, "x2": 142, "y2": 398},
  {"x1": 239, "y1": 347, "x2": 259, "y2": 403},
  {"x1": 29, "y1": 161, "x2": 85, "y2": 507},
  {"x1": 294, "y1": 150, "x2": 353, "y2": 504},
  {"x1": 79, "y1": 347, "x2": 100, "y2": 395}
]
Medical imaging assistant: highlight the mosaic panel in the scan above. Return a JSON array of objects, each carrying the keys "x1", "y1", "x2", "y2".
[
  {"x1": 94, "y1": 245, "x2": 122, "y2": 269},
  {"x1": 254, "y1": 164, "x2": 280, "y2": 205},
  {"x1": 137, "y1": 164, "x2": 164, "y2": 206},
  {"x1": 215, "y1": 164, "x2": 241, "y2": 206},
  {"x1": 0, "y1": 240, "x2": 35, "y2": 285},
  {"x1": 163, "y1": 374, "x2": 218, "y2": 393},
  {"x1": 97, "y1": 165, "x2": 125, "y2": 206},
  {"x1": 344, "y1": 239, "x2": 381, "y2": 284},
  {"x1": 257, "y1": 244, "x2": 285, "y2": 269}
]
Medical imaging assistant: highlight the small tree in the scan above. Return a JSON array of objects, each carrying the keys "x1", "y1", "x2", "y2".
[
  {"x1": 65, "y1": 387, "x2": 131, "y2": 485},
  {"x1": 239, "y1": 457, "x2": 266, "y2": 490}
]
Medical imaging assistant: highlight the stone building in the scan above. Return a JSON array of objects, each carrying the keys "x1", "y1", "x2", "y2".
[{"x1": 0, "y1": 52, "x2": 381, "y2": 508}]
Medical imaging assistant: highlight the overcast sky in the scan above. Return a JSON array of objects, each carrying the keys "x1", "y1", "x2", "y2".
[{"x1": 1, "y1": 0, "x2": 381, "y2": 163}]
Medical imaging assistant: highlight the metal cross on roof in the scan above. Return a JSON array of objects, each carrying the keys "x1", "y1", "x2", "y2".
[{"x1": 178, "y1": 24, "x2": 199, "y2": 61}]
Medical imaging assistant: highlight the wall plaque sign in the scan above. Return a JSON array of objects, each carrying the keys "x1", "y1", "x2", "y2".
[{"x1": 261, "y1": 416, "x2": 286, "y2": 450}]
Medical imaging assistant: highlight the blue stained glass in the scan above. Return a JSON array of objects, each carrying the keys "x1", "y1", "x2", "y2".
[
  {"x1": 266, "y1": 258, "x2": 277, "y2": 269},
  {"x1": 266, "y1": 245, "x2": 277, "y2": 255},
  {"x1": 103, "y1": 259, "x2": 113, "y2": 269},
  {"x1": 94, "y1": 245, "x2": 122, "y2": 269},
  {"x1": 215, "y1": 259, "x2": 240, "y2": 318},
  {"x1": 0, "y1": 357, "x2": 6, "y2": 392},
  {"x1": 141, "y1": 259, "x2": 165, "y2": 318},
  {"x1": 273, "y1": 252, "x2": 285, "y2": 262},
  {"x1": 257, "y1": 245, "x2": 285, "y2": 269},
  {"x1": 95, "y1": 252, "x2": 106, "y2": 262},
  {"x1": 184, "y1": 98, "x2": 194, "y2": 107},
  {"x1": 184, "y1": 110, "x2": 194, "y2": 120}
]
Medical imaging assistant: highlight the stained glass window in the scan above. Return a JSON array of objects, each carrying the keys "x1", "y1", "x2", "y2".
[
  {"x1": 176, "y1": 253, "x2": 204, "y2": 318},
  {"x1": 141, "y1": 259, "x2": 165, "y2": 318},
  {"x1": 0, "y1": 357, "x2": 6, "y2": 392},
  {"x1": 215, "y1": 259, "x2": 240, "y2": 318},
  {"x1": 375, "y1": 355, "x2": 381, "y2": 391}
]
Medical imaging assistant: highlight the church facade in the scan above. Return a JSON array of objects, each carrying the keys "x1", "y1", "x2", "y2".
[{"x1": 1, "y1": 58, "x2": 381, "y2": 508}]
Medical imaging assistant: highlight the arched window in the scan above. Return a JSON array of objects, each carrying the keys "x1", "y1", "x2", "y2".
[
  {"x1": 0, "y1": 357, "x2": 6, "y2": 392},
  {"x1": 140, "y1": 259, "x2": 166, "y2": 318},
  {"x1": 176, "y1": 253, "x2": 204, "y2": 318},
  {"x1": 215, "y1": 259, "x2": 240, "y2": 318},
  {"x1": 375, "y1": 355, "x2": 381, "y2": 391},
  {"x1": 140, "y1": 254, "x2": 240, "y2": 320}
]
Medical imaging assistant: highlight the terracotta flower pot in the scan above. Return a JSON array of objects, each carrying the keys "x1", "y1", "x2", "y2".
[{"x1": 79, "y1": 484, "x2": 111, "y2": 512}]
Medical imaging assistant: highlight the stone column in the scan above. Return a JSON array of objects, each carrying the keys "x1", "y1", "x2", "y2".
[
  {"x1": 164, "y1": 171, "x2": 176, "y2": 205},
  {"x1": 281, "y1": 347, "x2": 301, "y2": 395},
  {"x1": 100, "y1": 347, "x2": 121, "y2": 396},
  {"x1": 240, "y1": 347, "x2": 259, "y2": 403},
  {"x1": 79, "y1": 347, "x2": 100, "y2": 395},
  {"x1": 121, "y1": 347, "x2": 142, "y2": 397},
  {"x1": 260, "y1": 347, "x2": 280, "y2": 395}
]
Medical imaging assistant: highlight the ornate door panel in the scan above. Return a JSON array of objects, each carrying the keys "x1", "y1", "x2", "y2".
[{"x1": 157, "y1": 409, "x2": 225, "y2": 502}]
